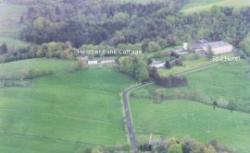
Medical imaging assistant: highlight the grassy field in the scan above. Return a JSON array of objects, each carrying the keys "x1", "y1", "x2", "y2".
[
  {"x1": 131, "y1": 99, "x2": 250, "y2": 153},
  {"x1": 130, "y1": 60, "x2": 250, "y2": 152},
  {"x1": 158, "y1": 58, "x2": 210, "y2": 76},
  {"x1": 0, "y1": 58, "x2": 77, "y2": 79},
  {"x1": 134, "y1": 60, "x2": 250, "y2": 112},
  {"x1": 182, "y1": 0, "x2": 250, "y2": 14},
  {"x1": 0, "y1": 59, "x2": 133, "y2": 153},
  {"x1": 184, "y1": 61, "x2": 250, "y2": 112}
]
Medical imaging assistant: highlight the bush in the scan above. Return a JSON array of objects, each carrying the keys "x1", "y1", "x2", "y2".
[
  {"x1": 70, "y1": 59, "x2": 87, "y2": 72},
  {"x1": 22, "y1": 70, "x2": 54, "y2": 79},
  {"x1": 0, "y1": 42, "x2": 8, "y2": 54},
  {"x1": 165, "y1": 61, "x2": 172, "y2": 69},
  {"x1": 146, "y1": 41, "x2": 161, "y2": 52},
  {"x1": 153, "y1": 88, "x2": 165, "y2": 103},
  {"x1": 227, "y1": 102, "x2": 237, "y2": 112},
  {"x1": 150, "y1": 69, "x2": 188, "y2": 87},
  {"x1": 175, "y1": 58, "x2": 183, "y2": 66},
  {"x1": 168, "y1": 144, "x2": 183, "y2": 153}
]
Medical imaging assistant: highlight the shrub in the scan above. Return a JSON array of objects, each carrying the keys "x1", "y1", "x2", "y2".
[
  {"x1": 168, "y1": 144, "x2": 183, "y2": 153},
  {"x1": 70, "y1": 59, "x2": 87, "y2": 72},
  {"x1": 0, "y1": 42, "x2": 8, "y2": 54},
  {"x1": 153, "y1": 88, "x2": 165, "y2": 103},
  {"x1": 165, "y1": 61, "x2": 172, "y2": 69},
  {"x1": 23, "y1": 70, "x2": 54, "y2": 79},
  {"x1": 175, "y1": 58, "x2": 183, "y2": 66},
  {"x1": 153, "y1": 75, "x2": 187, "y2": 88},
  {"x1": 146, "y1": 41, "x2": 161, "y2": 52},
  {"x1": 227, "y1": 102, "x2": 237, "y2": 112}
]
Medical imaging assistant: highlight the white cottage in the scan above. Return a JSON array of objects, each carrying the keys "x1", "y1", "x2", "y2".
[{"x1": 150, "y1": 60, "x2": 165, "y2": 68}]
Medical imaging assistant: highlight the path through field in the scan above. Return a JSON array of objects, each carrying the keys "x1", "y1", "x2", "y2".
[{"x1": 122, "y1": 83, "x2": 153, "y2": 152}]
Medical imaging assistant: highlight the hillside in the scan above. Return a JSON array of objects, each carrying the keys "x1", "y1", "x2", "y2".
[
  {"x1": 131, "y1": 99, "x2": 250, "y2": 153},
  {"x1": 182, "y1": 0, "x2": 250, "y2": 13},
  {"x1": 0, "y1": 59, "x2": 133, "y2": 153},
  {"x1": 0, "y1": 0, "x2": 250, "y2": 152},
  {"x1": 131, "y1": 60, "x2": 250, "y2": 153}
]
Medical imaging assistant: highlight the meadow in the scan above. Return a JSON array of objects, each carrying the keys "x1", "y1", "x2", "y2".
[
  {"x1": 184, "y1": 61, "x2": 250, "y2": 112},
  {"x1": 134, "y1": 60, "x2": 250, "y2": 112},
  {"x1": 158, "y1": 57, "x2": 210, "y2": 76},
  {"x1": 131, "y1": 99, "x2": 250, "y2": 153},
  {"x1": 130, "y1": 60, "x2": 250, "y2": 152},
  {"x1": 0, "y1": 59, "x2": 133, "y2": 153},
  {"x1": 0, "y1": 58, "x2": 76, "y2": 79}
]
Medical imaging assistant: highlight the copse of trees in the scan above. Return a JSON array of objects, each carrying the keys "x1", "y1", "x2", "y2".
[
  {"x1": 118, "y1": 55, "x2": 149, "y2": 82},
  {"x1": 150, "y1": 68, "x2": 188, "y2": 87}
]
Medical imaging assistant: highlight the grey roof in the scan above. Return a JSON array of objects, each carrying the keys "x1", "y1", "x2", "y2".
[{"x1": 201, "y1": 41, "x2": 232, "y2": 48}]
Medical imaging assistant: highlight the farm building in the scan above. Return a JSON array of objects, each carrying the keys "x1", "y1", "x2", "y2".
[
  {"x1": 192, "y1": 40, "x2": 233, "y2": 55},
  {"x1": 150, "y1": 60, "x2": 165, "y2": 68},
  {"x1": 173, "y1": 48, "x2": 189, "y2": 55},
  {"x1": 88, "y1": 60, "x2": 98, "y2": 65},
  {"x1": 100, "y1": 59, "x2": 115, "y2": 65}
]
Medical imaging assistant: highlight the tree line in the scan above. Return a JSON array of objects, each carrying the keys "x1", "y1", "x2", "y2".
[{"x1": 85, "y1": 138, "x2": 235, "y2": 153}]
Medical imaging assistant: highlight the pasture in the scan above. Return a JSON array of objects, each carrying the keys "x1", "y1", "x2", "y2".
[
  {"x1": 184, "y1": 61, "x2": 250, "y2": 112},
  {"x1": 131, "y1": 99, "x2": 250, "y2": 153},
  {"x1": 0, "y1": 59, "x2": 133, "y2": 153},
  {"x1": 158, "y1": 57, "x2": 210, "y2": 76},
  {"x1": 0, "y1": 58, "x2": 76, "y2": 79},
  {"x1": 134, "y1": 61, "x2": 250, "y2": 112},
  {"x1": 130, "y1": 60, "x2": 250, "y2": 152}
]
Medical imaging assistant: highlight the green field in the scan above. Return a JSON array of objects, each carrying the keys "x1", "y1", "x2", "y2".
[
  {"x1": 182, "y1": 0, "x2": 250, "y2": 14},
  {"x1": 131, "y1": 60, "x2": 250, "y2": 152},
  {"x1": 158, "y1": 58, "x2": 210, "y2": 76},
  {"x1": 0, "y1": 58, "x2": 76, "y2": 79},
  {"x1": 134, "y1": 61, "x2": 250, "y2": 112},
  {"x1": 184, "y1": 61, "x2": 250, "y2": 112},
  {"x1": 0, "y1": 59, "x2": 133, "y2": 153},
  {"x1": 131, "y1": 99, "x2": 250, "y2": 153}
]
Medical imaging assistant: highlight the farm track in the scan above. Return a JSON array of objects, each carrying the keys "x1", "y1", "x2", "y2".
[
  {"x1": 122, "y1": 61, "x2": 218, "y2": 152},
  {"x1": 174, "y1": 62, "x2": 218, "y2": 76},
  {"x1": 122, "y1": 83, "x2": 152, "y2": 153}
]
